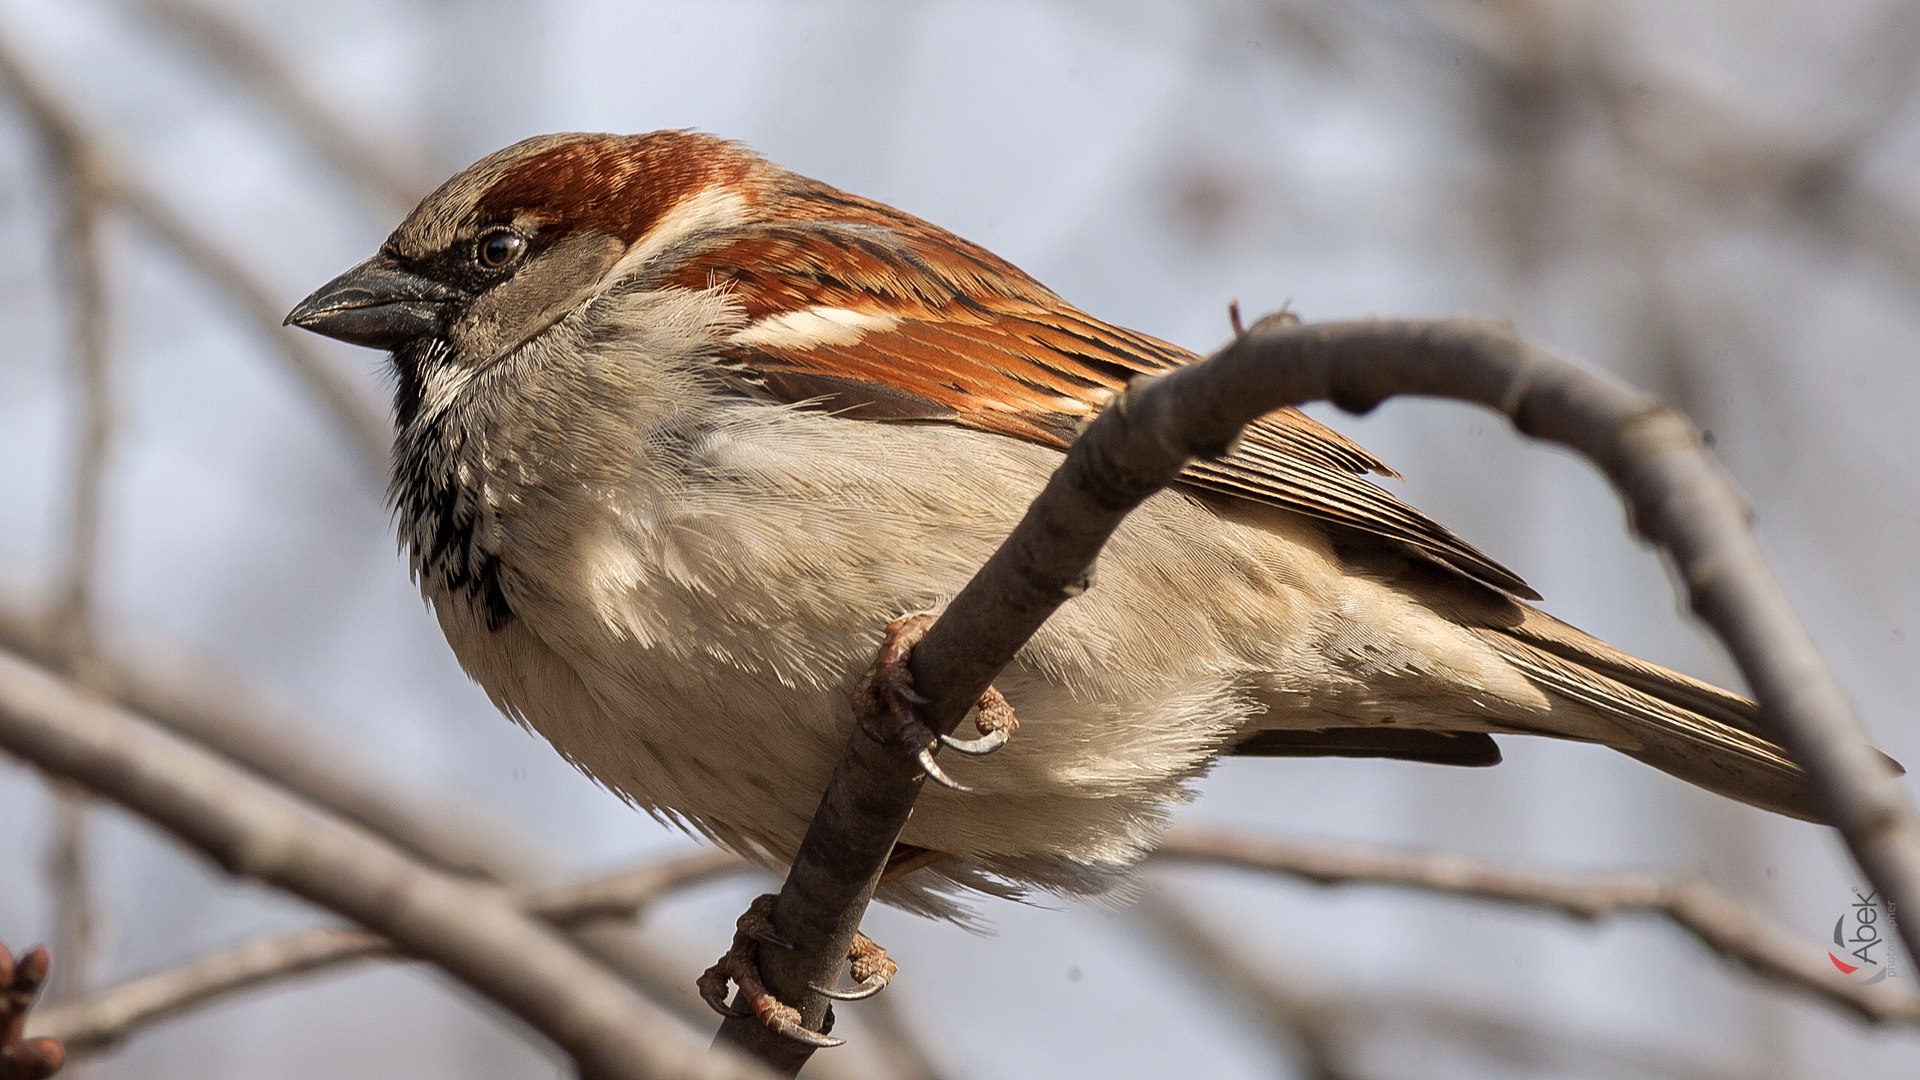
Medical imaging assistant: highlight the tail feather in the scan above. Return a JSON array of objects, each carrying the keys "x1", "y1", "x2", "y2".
[
  {"x1": 1477, "y1": 626, "x2": 1828, "y2": 821},
  {"x1": 1500, "y1": 612, "x2": 1767, "y2": 739}
]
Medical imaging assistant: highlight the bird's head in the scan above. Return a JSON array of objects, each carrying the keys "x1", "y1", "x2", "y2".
[{"x1": 285, "y1": 130, "x2": 770, "y2": 420}]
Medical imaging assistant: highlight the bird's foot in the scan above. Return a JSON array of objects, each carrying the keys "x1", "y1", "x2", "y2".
[
  {"x1": 813, "y1": 932, "x2": 898, "y2": 1001},
  {"x1": 855, "y1": 613, "x2": 1020, "y2": 792},
  {"x1": 939, "y1": 684, "x2": 1018, "y2": 756},
  {"x1": 698, "y1": 894, "x2": 842, "y2": 1048}
]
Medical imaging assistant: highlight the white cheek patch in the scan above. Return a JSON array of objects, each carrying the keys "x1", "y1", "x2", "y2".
[
  {"x1": 417, "y1": 361, "x2": 481, "y2": 422},
  {"x1": 600, "y1": 186, "x2": 751, "y2": 287},
  {"x1": 731, "y1": 306, "x2": 901, "y2": 350}
]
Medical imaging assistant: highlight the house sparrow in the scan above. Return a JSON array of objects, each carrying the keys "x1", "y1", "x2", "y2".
[{"x1": 288, "y1": 128, "x2": 1822, "y2": 948}]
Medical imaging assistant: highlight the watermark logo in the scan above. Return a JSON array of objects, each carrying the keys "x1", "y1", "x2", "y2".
[{"x1": 1828, "y1": 889, "x2": 1897, "y2": 985}]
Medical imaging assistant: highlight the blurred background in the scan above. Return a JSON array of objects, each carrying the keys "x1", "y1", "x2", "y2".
[{"x1": 1, "y1": 1, "x2": 1917, "y2": 1077}]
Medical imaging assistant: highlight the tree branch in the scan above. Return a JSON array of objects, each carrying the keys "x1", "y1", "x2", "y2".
[
  {"x1": 720, "y1": 313, "x2": 1919, "y2": 1072},
  {"x1": 0, "y1": 646, "x2": 772, "y2": 1080},
  {"x1": 0, "y1": 599, "x2": 923, "y2": 1079},
  {"x1": 27, "y1": 65, "x2": 118, "y2": 1023},
  {"x1": 30, "y1": 850, "x2": 746, "y2": 1054},
  {"x1": 1386, "y1": 0, "x2": 1920, "y2": 297},
  {"x1": 0, "y1": 597, "x2": 516, "y2": 883},
  {"x1": 1152, "y1": 828, "x2": 1920, "y2": 1026},
  {"x1": 0, "y1": 23, "x2": 390, "y2": 478},
  {"x1": 1133, "y1": 892, "x2": 1356, "y2": 1080},
  {"x1": 122, "y1": 0, "x2": 437, "y2": 216},
  {"x1": 1139, "y1": 889, "x2": 1755, "y2": 1080}
]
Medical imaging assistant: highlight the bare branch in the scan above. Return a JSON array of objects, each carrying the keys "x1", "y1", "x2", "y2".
[
  {"x1": 1139, "y1": 890, "x2": 1754, "y2": 1080},
  {"x1": 0, "y1": 599, "x2": 927, "y2": 1079},
  {"x1": 1388, "y1": 0, "x2": 1920, "y2": 295},
  {"x1": 843, "y1": 994, "x2": 948, "y2": 1080},
  {"x1": 1133, "y1": 893, "x2": 1354, "y2": 1080},
  {"x1": 0, "y1": 602, "x2": 910, "y2": 1079},
  {"x1": 0, "y1": 25, "x2": 390, "y2": 478},
  {"x1": 1152, "y1": 828, "x2": 1920, "y2": 1026},
  {"x1": 0, "y1": 646, "x2": 773, "y2": 1080},
  {"x1": 116, "y1": 185, "x2": 391, "y2": 476},
  {"x1": 719, "y1": 312, "x2": 1919, "y2": 1072},
  {"x1": 18, "y1": 64, "x2": 121, "y2": 1024},
  {"x1": 40, "y1": 116, "x2": 113, "y2": 675},
  {"x1": 38, "y1": 926, "x2": 371, "y2": 1058},
  {"x1": 1167, "y1": 316, "x2": 1920, "y2": 967},
  {"x1": 122, "y1": 0, "x2": 436, "y2": 215},
  {"x1": 0, "y1": 598, "x2": 513, "y2": 883},
  {"x1": 31, "y1": 850, "x2": 747, "y2": 1055}
]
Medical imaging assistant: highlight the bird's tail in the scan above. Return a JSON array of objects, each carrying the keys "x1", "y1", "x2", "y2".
[{"x1": 1475, "y1": 610, "x2": 1894, "y2": 823}]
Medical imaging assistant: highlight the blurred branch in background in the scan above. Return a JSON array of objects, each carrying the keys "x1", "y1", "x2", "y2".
[
  {"x1": 1593, "y1": 5, "x2": 1920, "y2": 294},
  {"x1": 13, "y1": 36, "x2": 120, "y2": 1050},
  {"x1": 1139, "y1": 890, "x2": 1755, "y2": 1080},
  {"x1": 0, "y1": 645, "x2": 774, "y2": 1080},
  {"x1": 118, "y1": 0, "x2": 438, "y2": 215},
  {"x1": 38, "y1": 57, "x2": 113, "y2": 685},
  {"x1": 1373, "y1": 0, "x2": 1920, "y2": 296},
  {"x1": 0, "y1": 23, "x2": 390, "y2": 478},
  {"x1": 1152, "y1": 828, "x2": 1920, "y2": 1026},
  {"x1": 30, "y1": 850, "x2": 747, "y2": 1057},
  {"x1": 0, "y1": 597, "x2": 522, "y2": 881},
  {"x1": 0, "y1": 600, "x2": 915, "y2": 1080}
]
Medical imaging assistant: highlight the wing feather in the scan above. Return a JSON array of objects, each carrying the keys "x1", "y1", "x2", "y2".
[{"x1": 643, "y1": 211, "x2": 1537, "y2": 597}]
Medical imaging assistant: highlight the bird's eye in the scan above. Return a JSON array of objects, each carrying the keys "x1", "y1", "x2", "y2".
[{"x1": 474, "y1": 229, "x2": 527, "y2": 269}]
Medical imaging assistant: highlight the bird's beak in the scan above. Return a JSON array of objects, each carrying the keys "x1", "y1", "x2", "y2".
[{"x1": 285, "y1": 256, "x2": 460, "y2": 349}]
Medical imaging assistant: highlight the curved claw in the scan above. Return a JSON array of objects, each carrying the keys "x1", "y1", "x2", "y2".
[
  {"x1": 812, "y1": 974, "x2": 889, "y2": 1001},
  {"x1": 770, "y1": 1018, "x2": 844, "y2": 1049},
  {"x1": 940, "y1": 728, "x2": 1011, "y2": 755},
  {"x1": 698, "y1": 968, "x2": 753, "y2": 1019},
  {"x1": 746, "y1": 927, "x2": 793, "y2": 951},
  {"x1": 915, "y1": 745, "x2": 972, "y2": 792},
  {"x1": 702, "y1": 989, "x2": 752, "y2": 1019}
]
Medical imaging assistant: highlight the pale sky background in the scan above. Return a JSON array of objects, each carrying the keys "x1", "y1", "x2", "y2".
[{"x1": 1, "y1": 1, "x2": 1917, "y2": 1078}]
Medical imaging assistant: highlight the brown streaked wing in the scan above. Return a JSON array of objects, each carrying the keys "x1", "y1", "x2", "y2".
[{"x1": 651, "y1": 219, "x2": 1537, "y2": 598}]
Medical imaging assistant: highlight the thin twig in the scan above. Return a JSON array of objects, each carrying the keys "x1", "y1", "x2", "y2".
[
  {"x1": 117, "y1": 185, "x2": 391, "y2": 475},
  {"x1": 1180, "y1": 316, "x2": 1920, "y2": 968},
  {"x1": 30, "y1": 850, "x2": 747, "y2": 1054},
  {"x1": 123, "y1": 0, "x2": 436, "y2": 215},
  {"x1": 718, "y1": 313, "x2": 1919, "y2": 1072},
  {"x1": 40, "y1": 792, "x2": 96, "y2": 1016},
  {"x1": 1134, "y1": 893, "x2": 1354, "y2": 1080},
  {"x1": 845, "y1": 993, "x2": 949, "y2": 1080},
  {"x1": 25, "y1": 66, "x2": 120, "y2": 1027},
  {"x1": 0, "y1": 645, "x2": 774, "y2": 1080},
  {"x1": 0, "y1": 597, "x2": 514, "y2": 882},
  {"x1": 1139, "y1": 890, "x2": 1755, "y2": 1080},
  {"x1": 41, "y1": 119, "x2": 113, "y2": 676},
  {"x1": 0, "y1": 23, "x2": 390, "y2": 478},
  {"x1": 1382, "y1": 0, "x2": 1920, "y2": 296},
  {"x1": 1152, "y1": 828, "x2": 1920, "y2": 1026}
]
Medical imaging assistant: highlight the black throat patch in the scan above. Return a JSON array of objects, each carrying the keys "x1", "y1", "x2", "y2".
[{"x1": 389, "y1": 340, "x2": 516, "y2": 631}]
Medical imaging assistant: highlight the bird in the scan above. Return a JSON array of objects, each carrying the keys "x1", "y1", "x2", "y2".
[{"x1": 288, "y1": 129, "x2": 1837, "y2": 1037}]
